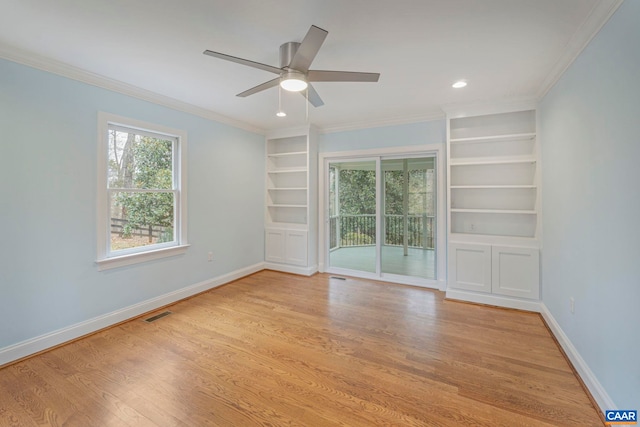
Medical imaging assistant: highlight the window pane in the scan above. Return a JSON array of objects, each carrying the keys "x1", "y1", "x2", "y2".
[
  {"x1": 108, "y1": 130, "x2": 173, "y2": 190},
  {"x1": 109, "y1": 191, "x2": 175, "y2": 252},
  {"x1": 329, "y1": 161, "x2": 377, "y2": 274},
  {"x1": 381, "y1": 157, "x2": 436, "y2": 279}
]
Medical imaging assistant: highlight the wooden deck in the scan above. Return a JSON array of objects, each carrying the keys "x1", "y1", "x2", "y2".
[
  {"x1": 0, "y1": 271, "x2": 603, "y2": 426},
  {"x1": 330, "y1": 245, "x2": 436, "y2": 279}
]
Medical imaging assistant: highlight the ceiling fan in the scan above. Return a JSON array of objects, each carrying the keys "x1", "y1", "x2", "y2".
[{"x1": 203, "y1": 25, "x2": 380, "y2": 107}]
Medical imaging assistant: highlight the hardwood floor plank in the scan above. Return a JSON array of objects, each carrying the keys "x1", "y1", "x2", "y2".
[
  {"x1": 0, "y1": 271, "x2": 603, "y2": 426},
  {"x1": 9, "y1": 361, "x2": 90, "y2": 426},
  {"x1": 0, "y1": 369, "x2": 41, "y2": 427}
]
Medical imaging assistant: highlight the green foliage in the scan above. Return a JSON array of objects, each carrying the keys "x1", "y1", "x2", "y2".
[
  {"x1": 385, "y1": 169, "x2": 433, "y2": 215},
  {"x1": 122, "y1": 223, "x2": 133, "y2": 239},
  {"x1": 131, "y1": 137, "x2": 173, "y2": 189},
  {"x1": 337, "y1": 168, "x2": 433, "y2": 217},
  {"x1": 159, "y1": 227, "x2": 174, "y2": 243},
  {"x1": 338, "y1": 169, "x2": 376, "y2": 215},
  {"x1": 384, "y1": 171, "x2": 404, "y2": 215},
  {"x1": 341, "y1": 232, "x2": 374, "y2": 246},
  {"x1": 119, "y1": 192, "x2": 173, "y2": 227}
]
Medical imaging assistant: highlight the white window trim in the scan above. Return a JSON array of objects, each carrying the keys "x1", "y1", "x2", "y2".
[{"x1": 96, "y1": 112, "x2": 189, "y2": 271}]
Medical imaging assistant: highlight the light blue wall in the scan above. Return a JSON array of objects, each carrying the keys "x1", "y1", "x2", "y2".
[
  {"x1": 319, "y1": 120, "x2": 445, "y2": 152},
  {"x1": 539, "y1": 0, "x2": 640, "y2": 408},
  {"x1": 0, "y1": 59, "x2": 265, "y2": 349}
]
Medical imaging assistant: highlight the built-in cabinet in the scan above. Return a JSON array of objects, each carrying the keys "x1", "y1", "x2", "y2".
[
  {"x1": 446, "y1": 107, "x2": 541, "y2": 309},
  {"x1": 448, "y1": 243, "x2": 539, "y2": 300},
  {"x1": 264, "y1": 228, "x2": 308, "y2": 267},
  {"x1": 264, "y1": 126, "x2": 317, "y2": 275}
]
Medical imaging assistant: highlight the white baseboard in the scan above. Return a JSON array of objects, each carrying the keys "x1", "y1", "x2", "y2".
[
  {"x1": 539, "y1": 303, "x2": 615, "y2": 413},
  {"x1": 445, "y1": 289, "x2": 542, "y2": 312},
  {"x1": 0, "y1": 262, "x2": 265, "y2": 367},
  {"x1": 264, "y1": 262, "x2": 318, "y2": 276}
]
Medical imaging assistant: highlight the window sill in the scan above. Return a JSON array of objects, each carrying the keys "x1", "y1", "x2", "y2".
[{"x1": 96, "y1": 244, "x2": 190, "y2": 271}]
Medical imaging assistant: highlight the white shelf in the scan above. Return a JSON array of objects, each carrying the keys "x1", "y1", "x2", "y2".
[
  {"x1": 449, "y1": 232, "x2": 538, "y2": 243},
  {"x1": 450, "y1": 132, "x2": 536, "y2": 144},
  {"x1": 268, "y1": 204, "x2": 307, "y2": 208},
  {"x1": 450, "y1": 158, "x2": 536, "y2": 166},
  {"x1": 266, "y1": 222, "x2": 308, "y2": 231},
  {"x1": 450, "y1": 185, "x2": 536, "y2": 189},
  {"x1": 267, "y1": 168, "x2": 307, "y2": 174},
  {"x1": 267, "y1": 187, "x2": 307, "y2": 191},
  {"x1": 451, "y1": 208, "x2": 536, "y2": 214},
  {"x1": 267, "y1": 151, "x2": 307, "y2": 158}
]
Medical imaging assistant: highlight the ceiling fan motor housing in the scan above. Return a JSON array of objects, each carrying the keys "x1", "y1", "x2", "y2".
[{"x1": 280, "y1": 42, "x2": 301, "y2": 69}]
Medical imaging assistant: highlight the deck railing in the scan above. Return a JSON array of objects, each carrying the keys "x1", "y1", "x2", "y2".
[{"x1": 329, "y1": 214, "x2": 434, "y2": 250}]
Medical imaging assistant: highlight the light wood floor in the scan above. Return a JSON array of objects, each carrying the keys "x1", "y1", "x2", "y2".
[{"x1": 0, "y1": 271, "x2": 603, "y2": 426}]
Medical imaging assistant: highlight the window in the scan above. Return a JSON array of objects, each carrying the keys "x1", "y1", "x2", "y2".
[{"x1": 96, "y1": 113, "x2": 188, "y2": 270}]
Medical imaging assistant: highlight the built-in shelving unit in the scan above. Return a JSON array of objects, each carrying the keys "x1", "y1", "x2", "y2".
[
  {"x1": 266, "y1": 136, "x2": 309, "y2": 225},
  {"x1": 446, "y1": 107, "x2": 541, "y2": 309},
  {"x1": 448, "y1": 109, "x2": 539, "y2": 239},
  {"x1": 264, "y1": 126, "x2": 318, "y2": 275}
]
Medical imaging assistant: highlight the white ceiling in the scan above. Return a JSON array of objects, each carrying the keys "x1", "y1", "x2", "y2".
[{"x1": 0, "y1": 0, "x2": 622, "y2": 133}]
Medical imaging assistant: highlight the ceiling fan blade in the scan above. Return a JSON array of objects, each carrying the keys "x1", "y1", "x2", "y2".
[
  {"x1": 203, "y1": 50, "x2": 282, "y2": 74},
  {"x1": 308, "y1": 70, "x2": 380, "y2": 82},
  {"x1": 288, "y1": 25, "x2": 328, "y2": 72},
  {"x1": 300, "y1": 84, "x2": 324, "y2": 107},
  {"x1": 236, "y1": 78, "x2": 280, "y2": 97}
]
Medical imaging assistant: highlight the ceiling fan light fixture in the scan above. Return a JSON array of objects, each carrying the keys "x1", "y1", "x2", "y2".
[
  {"x1": 280, "y1": 71, "x2": 308, "y2": 92},
  {"x1": 452, "y1": 80, "x2": 468, "y2": 89}
]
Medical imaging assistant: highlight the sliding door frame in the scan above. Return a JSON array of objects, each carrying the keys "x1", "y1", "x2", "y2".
[{"x1": 318, "y1": 144, "x2": 446, "y2": 290}]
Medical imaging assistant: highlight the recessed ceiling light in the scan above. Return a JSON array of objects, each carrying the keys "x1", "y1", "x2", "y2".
[
  {"x1": 452, "y1": 80, "x2": 467, "y2": 89},
  {"x1": 276, "y1": 111, "x2": 287, "y2": 117}
]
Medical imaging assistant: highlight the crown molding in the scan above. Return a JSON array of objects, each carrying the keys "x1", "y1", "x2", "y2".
[
  {"x1": 0, "y1": 44, "x2": 266, "y2": 135},
  {"x1": 536, "y1": 0, "x2": 624, "y2": 100},
  {"x1": 318, "y1": 110, "x2": 445, "y2": 134}
]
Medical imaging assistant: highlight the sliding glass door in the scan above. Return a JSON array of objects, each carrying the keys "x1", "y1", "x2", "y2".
[
  {"x1": 381, "y1": 157, "x2": 436, "y2": 279},
  {"x1": 326, "y1": 155, "x2": 437, "y2": 282},
  {"x1": 328, "y1": 159, "x2": 377, "y2": 273}
]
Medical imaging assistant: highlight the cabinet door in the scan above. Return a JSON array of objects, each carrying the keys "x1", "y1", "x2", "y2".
[
  {"x1": 491, "y1": 246, "x2": 539, "y2": 299},
  {"x1": 285, "y1": 230, "x2": 307, "y2": 266},
  {"x1": 448, "y1": 243, "x2": 492, "y2": 292},
  {"x1": 265, "y1": 229, "x2": 286, "y2": 263}
]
